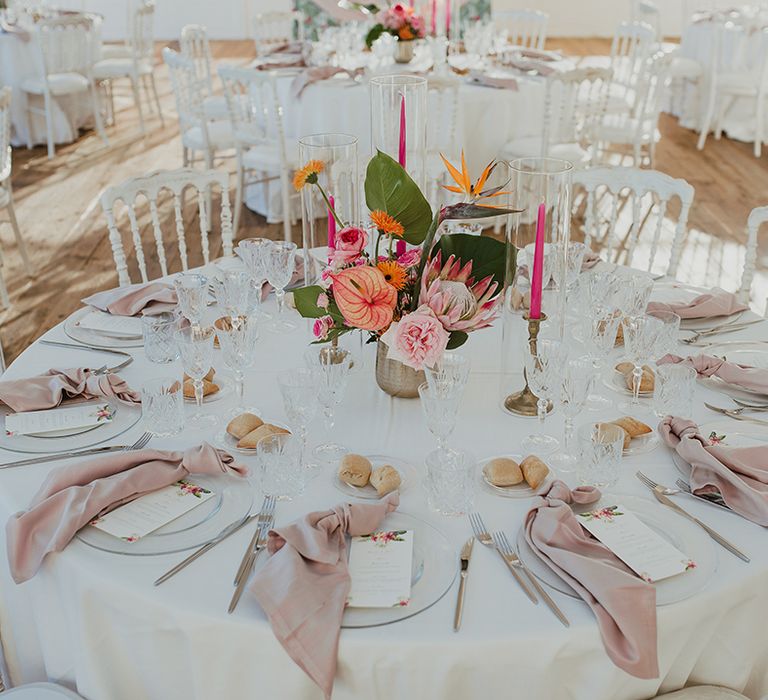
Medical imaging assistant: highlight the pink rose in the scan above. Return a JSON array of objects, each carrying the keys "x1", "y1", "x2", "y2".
[
  {"x1": 313, "y1": 315, "x2": 334, "y2": 341},
  {"x1": 380, "y1": 305, "x2": 449, "y2": 370},
  {"x1": 332, "y1": 226, "x2": 368, "y2": 265},
  {"x1": 397, "y1": 248, "x2": 421, "y2": 268},
  {"x1": 316, "y1": 292, "x2": 329, "y2": 309}
]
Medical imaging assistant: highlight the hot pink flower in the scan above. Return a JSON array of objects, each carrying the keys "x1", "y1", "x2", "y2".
[
  {"x1": 313, "y1": 315, "x2": 334, "y2": 340},
  {"x1": 316, "y1": 292, "x2": 329, "y2": 309},
  {"x1": 397, "y1": 247, "x2": 421, "y2": 268},
  {"x1": 332, "y1": 226, "x2": 368, "y2": 265},
  {"x1": 380, "y1": 305, "x2": 449, "y2": 370}
]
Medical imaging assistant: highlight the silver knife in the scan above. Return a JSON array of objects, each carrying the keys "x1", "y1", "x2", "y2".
[
  {"x1": 228, "y1": 514, "x2": 274, "y2": 613},
  {"x1": 0, "y1": 444, "x2": 126, "y2": 469},
  {"x1": 696, "y1": 319, "x2": 764, "y2": 337},
  {"x1": 453, "y1": 537, "x2": 474, "y2": 632},
  {"x1": 39, "y1": 340, "x2": 134, "y2": 373},
  {"x1": 704, "y1": 403, "x2": 768, "y2": 427},
  {"x1": 651, "y1": 487, "x2": 750, "y2": 563}
]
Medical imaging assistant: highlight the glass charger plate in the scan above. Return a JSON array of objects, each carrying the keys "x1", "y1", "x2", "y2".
[
  {"x1": 478, "y1": 453, "x2": 554, "y2": 499},
  {"x1": 76, "y1": 474, "x2": 255, "y2": 556},
  {"x1": 64, "y1": 307, "x2": 145, "y2": 349},
  {"x1": 333, "y1": 455, "x2": 419, "y2": 500},
  {"x1": 341, "y1": 511, "x2": 457, "y2": 628},
  {"x1": 698, "y1": 341, "x2": 768, "y2": 400},
  {"x1": 516, "y1": 494, "x2": 716, "y2": 606},
  {"x1": 0, "y1": 400, "x2": 141, "y2": 454}
]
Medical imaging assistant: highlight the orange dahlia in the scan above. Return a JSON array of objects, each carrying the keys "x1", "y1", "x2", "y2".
[
  {"x1": 370, "y1": 210, "x2": 404, "y2": 238},
  {"x1": 293, "y1": 160, "x2": 324, "y2": 191},
  {"x1": 377, "y1": 260, "x2": 407, "y2": 291}
]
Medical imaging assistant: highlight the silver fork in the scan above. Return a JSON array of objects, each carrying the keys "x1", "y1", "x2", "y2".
[
  {"x1": 636, "y1": 471, "x2": 729, "y2": 510},
  {"x1": 493, "y1": 531, "x2": 569, "y2": 628},
  {"x1": 468, "y1": 512, "x2": 538, "y2": 604},
  {"x1": 126, "y1": 432, "x2": 152, "y2": 451},
  {"x1": 674, "y1": 479, "x2": 730, "y2": 510},
  {"x1": 704, "y1": 403, "x2": 768, "y2": 426},
  {"x1": 680, "y1": 318, "x2": 764, "y2": 345},
  {"x1": 636, "y1": 471, "x2": 682, "y2": 496},
  {"x1": 731, "y1": 398, "x2": 768, "y2": 411}
]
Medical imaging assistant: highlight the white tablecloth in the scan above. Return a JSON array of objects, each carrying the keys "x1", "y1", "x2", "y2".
[
  {"x1": 1, "y1": 267, "x2": 768, "y2": 700},
  {"x1": 0, "y1": 31, "x2": 95, "y2": 148}
]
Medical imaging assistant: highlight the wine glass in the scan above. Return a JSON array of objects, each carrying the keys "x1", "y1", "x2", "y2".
[
  {"x1": 213, "y1": 315, "x2": 259, "y2": 419},
  {"x1": 211, "y1": 268, "x2": 253, "y2": 319},
  {"x1": 258, "y1": 433, "x2": 305, "y2": 501},
  {"x1": 418, "y1": 382, "x2": 462, "y2": 456},
  {"x1": 549, "y1": 356, "x2": 595, "y2": 473},
  {"x1": 617, "y1": 275, "x2": 655, "y2": 318},
  {"x1": 579, "y1": 271, "x2": 623, "y2": 318},
  {"x1": 173, "y1": 273, "x2": 208, "y2": 328},
  {"x1": 552, "y1": 242, "x2": 587, "y2": 299},
  {"x1": 266, "y1": 241, "x2": 298, "y2": 332},
  {"x1": 620, "y1": 314, "x2": 664, "y2": 410},
  {"x1": 305, "y1": 346, "x2": 353, "y2": 463},
  {"x1": 176, "y1": 326, "x2": 217, "y2": 428},
  {"x1": 522, "y1": 338, "x2": 567, "y2": 455},
  {"x1": 424, "y1": 352, "x2": 470, "y2": 397},
  {"x1": 235, "y1": 237, "x2": 272, "y2": 320},
  {"x1": 585, "y1": 305, "x2": 621, "y2": 410},
  {"x1": 278, "y1": 368, "x2": 320, "y2": 471},
  {"x1": 648, "y1": 309, "x2": 681, "y2": 359}
]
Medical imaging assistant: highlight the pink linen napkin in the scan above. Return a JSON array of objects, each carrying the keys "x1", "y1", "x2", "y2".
[
  {"x1": 525, "y1": 481, "x2": 658, "y2": 679},
  {"x1": 0, "y1": 367, "x2": 141, "y2": 413},
  {"x1": 249, "y1": 493, "x2": 399, "y2": 699},
  {"x1": 503, "y1": 56, "x2": 556, "y2": 76},
  {"x1": 646, "y1": 287, "x2": 748, "y2": 319},
  {"x1": 468, "y1": 70, "x2": 519, "y2": 90},
  {"x1": 6, "y1": 443, "x2": 246, "y2": 583},
  {"x1": 82, "y1": 281, "x2": 177, "y2": 316},
  {"x1": 659, "y1": 354, "x2": 768, "y2": 394},
  {"x1": 517, "y1": 47, "x2": 558, "y2": 62},
  {"x1": 660, "y1": 416, "x2": 768, "y2": 526},
  {"x1": 291, "y1": 66, "x2": 362, "y2": 97}
]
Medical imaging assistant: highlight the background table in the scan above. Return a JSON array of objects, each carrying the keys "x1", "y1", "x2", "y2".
[{"x1": 1, "y1": 265, "x2": 767, "y2": 700}]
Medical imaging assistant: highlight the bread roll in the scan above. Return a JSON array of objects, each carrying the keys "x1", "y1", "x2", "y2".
[
  {"x1": 370, "y1": 465, "x2": 401, "y2": 495},
  {"x1": 611, "y1": 416, "x2": 652, "y2": 438},
  {"x1": 622, "y1": 366, "x2": 655, "y2": 393},
  {"x1": 485, "y1": 457, "x2": 524, "y2": 487},
  {"x1": 236, "y1": 423, "x2": 290, "y2": 449},
  {"x1": 338, "y1": 453, "x2": 372, "y2": 487},
  {"x1": 183, "y1": 379, "x2": 219, "y2": 399},
  {"x1": 597, "y1": 422, "x2": 630, "y2": 450},
  {"x1": 520, "y1": 455, "x2": 550, "y2": 489},
  {"x1": 615, "y1": 361, "x2": 634, "y2": 375},
  {"x1": 226, "y1": 413, "x2": 264, "y2": 440}
]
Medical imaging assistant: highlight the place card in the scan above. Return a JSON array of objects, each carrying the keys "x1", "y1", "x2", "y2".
[
  {"x1": 578, "y1": 504, "x2": 695, "y2": 583},
  {"x1": 346, "y1": 529, "x2": 413, "y2": 608},
  {"x1": 89, "y1": 480, "x2": 214, "y2": 543},
  {"x1": 5, "y1": 403, "x2": 114, "y2": 436},
  {"x1": 76, "y1": 310, "x2": 143, "y2": 338}
]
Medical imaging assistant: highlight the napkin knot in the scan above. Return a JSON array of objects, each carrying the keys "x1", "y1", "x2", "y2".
[{"x1": 540, "y1": 480, "x2": 602, "y2": 506}]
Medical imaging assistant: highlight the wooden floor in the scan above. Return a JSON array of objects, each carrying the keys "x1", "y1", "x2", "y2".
[{"x1": 2, "y1": 38, "x2": 767, "y2": 364}]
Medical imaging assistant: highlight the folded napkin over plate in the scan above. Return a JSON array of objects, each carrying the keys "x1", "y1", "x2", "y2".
[
  {"x1": 659, "y1": 353, "x2": 768, "y2": 394},
  {"x1": 82, "y1": 281, "x2": 177, "y2": 317},
  {"x1": 250, "y1": 493, "x2": 399, "y2": 699},
  {"x1": 524, "y1": 480, "x2": 658, "y2": 679},
  {"x1": 0, "y1": 367, "x2": 141, "y2": 413},
  {"x1": 502, "y1": 56, "x2": 556, "y2": 76},
  {"x1": 6, "y1": 443, "x2": 246, "y2": 583},
  {"x1": 646, "y1": 287, "x2": 748, "y2": 319},
  {"x1": 468, "y1": 70, "x2": 519, "y2": 90},
  {"x1": 291, "y1": 66, "x2": 363, "y2": 97},
  {"x1": 660, "y1": 416, "x2": 768, "y2": 526}
]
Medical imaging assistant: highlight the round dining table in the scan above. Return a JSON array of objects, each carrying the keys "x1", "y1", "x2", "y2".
[{"x1": 0, "y1": 261, "x2": 767, "y2": 700}]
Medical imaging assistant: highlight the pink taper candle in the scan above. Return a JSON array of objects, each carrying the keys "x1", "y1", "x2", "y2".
[
  {"x1": 397, "y1": 95, "x2": 407, "y2": 257},
  {"x1": 430, "y1": 0, "x2": 437, "y2": 35},
  {"x1": 446, "y1": 0, "x2": 451, "y2": 36},
  {"x1": 529, "y1": 202, "x2": 546, "y2": 319},
  {"x1": 327, "y1": 195, "x2": 336, "y2": 257}
]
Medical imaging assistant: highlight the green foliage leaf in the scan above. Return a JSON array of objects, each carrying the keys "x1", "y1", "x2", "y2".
[
  {"x1": 293, "y1": 285, "x2": 328, "y2": 319},
  {"x1": 365, "y1": 151, "x2": 433, "y2": 245},
  {"x1": 436, "y1": 233, "x2": 507, "y2": 289},
  {"x1": 446, "y1": 331, "x2": 468, "y2": 350},
  {"x1": 365, "y1": 23, "x2": 386, "y2": 49}
]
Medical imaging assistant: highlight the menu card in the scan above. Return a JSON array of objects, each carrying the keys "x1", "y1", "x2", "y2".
[
  {"x1": 5, "y1": 403, "x2": 114, "y2": 436},
  {"x1": 77, "y1": 310, "x2": 143, "y2": 338},
  {"x1": 346, "y1": 529, "x2": 413, "y2": 608},
  {"x1": 89, "y1": 480, "x2": 214, "y2": 542},
  {"x1": 578, "y1": 504, "x2": 695, "y2": 583}
]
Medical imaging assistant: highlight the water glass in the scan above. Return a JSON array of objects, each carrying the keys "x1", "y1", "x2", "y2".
[
  {"x1": 213, "y1": 315, "x2": 259, "y2": 418},
  {"x1": 235, "y1": 237, "x2": 272, "y2": 319},
  {"x1": 142, "y1": 312, "x2": 179, "y2": 364},
  {"x1": 258, "y1": 433, "x2": 305, "y2": 501},
  {"x1": 522, "y1": 338, "x2": 567, "y2": 455},
  {"x1": 173, "y1": 273, "x2": 209, "y2": 327},
  {"x1": 577, "y1": 422, "x2": 624, "y2": 488},
  {"x1": 418, "y1": 382, "x2": 462, "y2": 454},
  {"x1": 425, "y1": 448, "x2": 476, "y2": 516},
  {"x1": 653, "y1": 364, "x2": 696, "y2": 418},
  {"x1": 550, "y1": 356, "x2": 595, "y2": 473},
  {"x1": 424, "y1": 352, "x2": 470, "y2": 396},
  {"x1": 278, "y1": 368, "x2": 320, "y2": 469},
  {"x1": 266, "y1": 241, "x2": 298, "y2": 332},
  {"x1": 648, "y1": 309, "x2": 681, "y2": 358},
  {"x1": 141, "y1": 377, "x2": 184, "y2": 437},
  {"x1": 176, "y1": 326, "x2": 217, "y2": 428}
]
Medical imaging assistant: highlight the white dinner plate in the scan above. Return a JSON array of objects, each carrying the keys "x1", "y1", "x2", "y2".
[
  {"x1": 77, "y1": 474, "x2": 255, "y2": 556},
  {"x1": 341, "y1": 511, "x2": 457, "y2": 628},
  {"x1": 650, "y1": 282, "x2": 744, "y2": 331},
  {"x1": 0, "y1": 400, "x2": 141, "y2": 454},
  {"x1": 64, "y1": 307, "x2": 144, "y2": 349},
  {"x1": 182, "y1": 375, "x2": 233, "y2": 404},
  {"x1": 333, "y1": 455, "x2": 419, "y2": 500},
  {"x1": 516, "y1": 494, "x2": 716, "y2": 606},
  {"x1": 478, "y1": 453, "x2": 554, "y2": 499}
]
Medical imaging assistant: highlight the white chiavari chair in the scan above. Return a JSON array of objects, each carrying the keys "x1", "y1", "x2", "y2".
[
  {"x1": 739, "y1": 205, "x2": 768, "y2": 305},
  {"x1": 163, "y1": 48, "x2": 233, "y2": 171},
  {"x1": 491, "y1": 8, "x2": 548, "y2": 50},
  {"x1": 21, "y1": 14, "x2": 107, "y2": 160},
  {"x1": 630, "y1": 0, "x2": 662, "y2": 41},
  {"x1": 697, "y1": 24, "x2": 768, "y2": 157},
  {"x1": 92, "y1": 0, "x2": 164, "y2": 135},
  {"x1": 219, "y1": 65, "x2": 299, "y2": 240},
  {"x1": 572, "y1": 166, "x2": 694, "y2": 276},
  {"x1": 253, "y1": 10, "x2": 305, "y2": 57},
  {"x1": 100, "y1": 168, "x2": 234, "y2": 286},
  {"x1": 426, "y1": 75, "x2": 460, "y2": 211},
  {"x1": 180, "y1": 24, "x2": 228, "y2": 120},
  {"x1": 603, "y1": 20, "x2": 656, "y2": 115}
]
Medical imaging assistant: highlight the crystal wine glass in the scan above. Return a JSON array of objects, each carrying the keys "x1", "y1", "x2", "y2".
[
  {"x1": 424, "y1": 352, "x2": 470, "y2": 397},
  {"x1": 266, "y1": 241, "x2": 298, "y2": 332},
  {"x1": 648, "y1": 309, "x2": 681, "y2": 359},
  {"x1": 278, "y1": 368, "x2": 320, "y2": 471},
  {"x1": 418, "y1": 381, "x2": 463, "y2": 456},
  {"x1": 617, "y1": 275, "x2": 655, "y2": 318},
  {"x1": 522, "y1": 338, "x2": 567, "y2": 455},
  {"x1": 620, "y1": 314, "x2": 664, "y2": 410},
  {"x1": 258, "y1": 433, "x2": 305, "y2": 501},
  {"x1": 235, "y1": 237, "x2": 272, "y2": 320},
  {"x1": 211, "y1": 268, "x2": 253, "y2": 320},
  {"x1": 551, "y1": 242, "x2": 587, "y2": 299},
  {"x1": 585, "y1": 304, "x2": 621, "y2": 410},
  {"x1": 176, "y1": 325, "x2": 217, "y2": 428},
  {"x1": 549, "y1": 356, "x2": 595, "y2": 472},
  {"x1": 213, "y1": 315, "x2": 259, "y2": 419},
  {"x1": 173, "y1": 273, "x2": 208, "y2": 328}
]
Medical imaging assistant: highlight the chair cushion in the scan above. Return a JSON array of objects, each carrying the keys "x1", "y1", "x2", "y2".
[
  {"x1": 242, "y1": 141, "x2": 299, "y2": 172},
  {"x1": 670, "y1": 56, "x2": 702, "y2": 80},
  {"x1": 202, "y1": 95, "x2": 229, "y2": 120},
  {"x1": 652, "y1": 686, "x2": 749, "y2": 700},
  {"x1": 99, "y1": 43, "x2": 132, "y2": 60},
  {"x1": 92, "y1": 58, "x2": 153, "y2": 80},
  {"x1": 182, "y1": 120, "x2": 235, "y2": 150},
  {"x1": 500, "y1": 136, "x2": 590, "y2": 164},
  {"x1": 21, "y1": 72, "x2": 90, "y2": 96},
  {"x1": 598, "y1": 114, "x2": 659, "y2": 145}
]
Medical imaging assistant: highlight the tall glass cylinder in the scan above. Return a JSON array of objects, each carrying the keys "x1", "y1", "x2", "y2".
[
  {"x1": 369, "y1": 75, "x2": 427, "y2": 191},
  {"x1": 298, "y1": 133, "x2": 359, "y2": 284}
]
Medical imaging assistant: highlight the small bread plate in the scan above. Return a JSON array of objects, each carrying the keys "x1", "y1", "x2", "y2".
[
  {"x1": 479, "y1": 453, "x2": 554, "y2": 498},
  {"x1": 334, "y1": 454, "x2": 418, "y2": 500}
]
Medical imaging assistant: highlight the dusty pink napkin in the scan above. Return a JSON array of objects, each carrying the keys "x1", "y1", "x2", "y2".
[
  {"x1": 249, "y1": 493, "x2": 399, "y2": 699},
  {"x1": 660, "y1": 416, "x2": 768, "y2": 525},
  {"x1": 517, "y1": 47, "x2": 558, "y2": 62},
  {"x1": 0, "y1": 367, "x2": 141, "y2": 413},
  {"x1": 503, "y1": 56, "x2": 556, "y2": 76},
  {"x1": 659, "y1": 353, "x2": 768, "y2": 394},
  {"x1": 291, "y1": 66, "x2": 362, "y2": 97},
  {"x1": 646, "y1": 287, "x2": 748, "y2": 319},
  {"x1": 82, "y1": 281, "x2": 177, "y2": 316},
  {"x1": 525, "y1": 481, "x2": 658, "y2": 679},
  {"x1": 6, "y1": 443, "x2": 246, "y2": 583},
  {"x1": 469, "y1": 70, "x2": 519, "y2": 90}
]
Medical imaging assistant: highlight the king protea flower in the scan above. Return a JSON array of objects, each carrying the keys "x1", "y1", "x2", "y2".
[{"x1": 418, "y1": 251, "x2": 500, "y2": 332}]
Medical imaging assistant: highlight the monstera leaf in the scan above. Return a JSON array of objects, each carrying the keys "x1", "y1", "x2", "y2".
[{"x1": 436, "y1": 233, "x2": 507, "y2": 289}]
